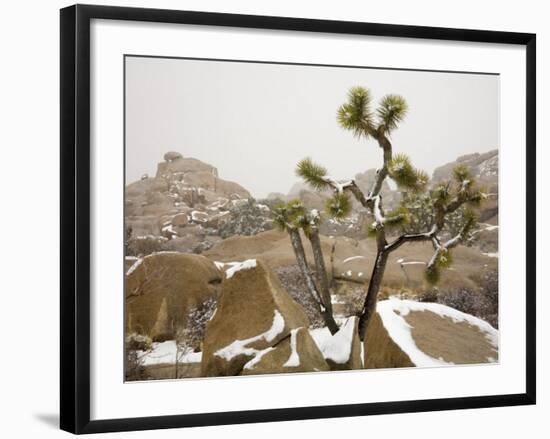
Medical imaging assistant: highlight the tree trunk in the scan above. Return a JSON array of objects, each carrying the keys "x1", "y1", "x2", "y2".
[
  {"x1": 358, "y1": 250, "x2": 389, "y2": 340},
  {"x1": 308, "y1": 228, "x2": 333, "y2": 316},
  {"x1": 289, "y1": 229, "x2": 339, "y2": 334}
]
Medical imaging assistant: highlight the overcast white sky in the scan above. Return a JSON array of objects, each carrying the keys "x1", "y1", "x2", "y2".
[{"x1": 125, "y1": 56, "x2": 499, "y2": 198}]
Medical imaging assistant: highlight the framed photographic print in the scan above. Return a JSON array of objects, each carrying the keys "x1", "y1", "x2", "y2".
[{"x1": 60, "y1": 4, "x2": 536, "y2": 434}]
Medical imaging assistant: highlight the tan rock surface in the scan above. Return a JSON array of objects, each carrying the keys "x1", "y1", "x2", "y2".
[{"x1": 201, "y1": 259, "x2": 310, "y2": 377}]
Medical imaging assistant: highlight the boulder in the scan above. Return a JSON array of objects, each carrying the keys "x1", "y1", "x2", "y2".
[
  {"x1": 310, "y1": 317, "x2": 363, "y2": 370},
  {"x1": 241, "y1": 327, "x2": 329, "y2": 375},
  {"x1": 163, "y1": 151, "x2": 183, "y2": 162},
  {"x1": 125, "y1": 253, "x2": 222, "y2": 341},
  {"x1": 363, "y1": 312, "x2": 414, "y2": 369},
  {"x1": 157, "y1": 156, "x2": 218, "y2": 177},
  {"x1": 201, "y1": 259, "x2": 310, "y2": 377},
  {"x1": 363, "y1": 298, "x2": 499, "y2": 369},
  {"x1": 171, "y1": 213, "x2": 189, "y2": 227},
  {"x1": 204, "y1": 229, "x2": 334, "y2": 273}
]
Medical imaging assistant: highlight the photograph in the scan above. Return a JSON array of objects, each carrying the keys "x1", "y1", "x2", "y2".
[{"x1": 123, "y1": 56, "x2": 500, "y2": 381}]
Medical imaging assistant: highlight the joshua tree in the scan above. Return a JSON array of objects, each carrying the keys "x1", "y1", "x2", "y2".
[
  {"x1": 273, "y1": 200, "x2": 339, "y2": 334},
  {"x1": 296, "y1": 86, "x2": 484, "y2": 340}
]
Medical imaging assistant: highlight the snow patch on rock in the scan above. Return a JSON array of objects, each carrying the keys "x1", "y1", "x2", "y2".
[
  {"x1": 214, "y1": 310, "x2": 285, "y2": 361},
  {"x1": 283, "y1": 328, "x2": 301, "y2": 368},
  {"x1": 377, "y1": 298, "x2": 498, "y2": 367}
]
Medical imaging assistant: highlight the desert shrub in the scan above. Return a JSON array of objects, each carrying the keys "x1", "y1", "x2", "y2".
[
  {"x1": 436, "y1": 269, "x2": 498, "y2": 328},
  {"x1": 124, "y1": 335, "x2": 151, "y2": 381},
  {"x1": 417, "y1": 289, "x2": 439, "y2": 303},
  {"x1": 275, "y1": 265, "x2": 325, "y2": 327},
  {"x1": 126, "y1": 235, "x2": 168, "y2": 257},
  {"x1": 219, "y1": 199, "x2": 273, "y2": 238},
  {"x1": 336, "y1": 285, "x2": 367, "y2": 318},
  {"x1": 177, "y1": 297, "x2": 217, "y2": 351}
]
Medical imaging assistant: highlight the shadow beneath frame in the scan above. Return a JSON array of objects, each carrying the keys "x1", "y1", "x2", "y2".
[{"x1": 34, "y1": 413, "x2": 59, "y2": 430}]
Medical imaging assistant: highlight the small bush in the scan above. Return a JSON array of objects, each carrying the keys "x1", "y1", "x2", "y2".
[
  {"x1": 124, "y1": 335, "x2": 151, "y2": 381},
  {"x1": 219, "y1": 199, "x2": 273, "y2": 239},
  {"x1": 177, "y1": 297, "x2": 217, "y2": 351},
  {"x1": 436, "y1": 269, "x2": 498, "y2": 328},
  {"x1": 126, "y1": 235, "x2": 168, "y2": 257},
  {"x1": 275, "y1": 265, "x2": 325, "y2": 327}
]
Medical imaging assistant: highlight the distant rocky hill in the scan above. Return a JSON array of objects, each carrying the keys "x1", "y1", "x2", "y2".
[
  {"x1": 432, "y1": 149, "x2": 498, "y2": 185},
  {"x1": 125, "y1": 148, "x2": 498, "y2": 260},
  {"x1": 125, "y1": 152, "x2": 272, "y2": 255},
  {"x1": 432, "y1": 149, "x2": 498, "y2": 226}
]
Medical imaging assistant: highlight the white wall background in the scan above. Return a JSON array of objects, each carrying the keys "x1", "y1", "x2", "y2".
[{"x1": 0, "y1": 0, "x2": 546, "y2": 437}]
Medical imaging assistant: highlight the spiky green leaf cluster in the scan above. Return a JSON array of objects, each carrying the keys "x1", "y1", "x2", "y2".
[
  {"x1": 431, "y1": 181, "x2": 452, "y2": 205},
  {"x1": 272, "y1": 200, "x2": 323, "y2": 237},
  {"x1": 384, "y1": 207, "x2": 410, "y2": 229},
  {"x1": 425, "y1": 249, "x2": 452, "y2": 285},
  {"x1": 366, "y1": 221, "x2": 378, "y2": 238},
  {"x1": 452, "y1": 164, "x2": 471, "y2": 183},
  {"x1": 365, "y1": 207, "x2": 410, "y2": 240},
  {"x1": 425, "y1": 264, "x2": 440, "y2": 284},
  {"x1": 272, "y1": 199, "x2": 305, "y2": 232},
  {"x1": 388, "y1": 153, "x2": 428, "y2": 192},
  {"x1": 399, "y1": 192, "x2": 435, "y2": 234},
  {"x1": 296, "y1": 158, "x2": 330, "y2": 191},
  {"x1": 459, "y1": 208, "x2": 478, "y2": 237},
  {"x1": 336, "y1": 86, "x2": 373, "y2": 138},
  {"x1": 377, "y1": 94, "x2": 408, "y2": 133},
  {"x1": 325, "y1": 193, "x2": 352, "y2": 219}
]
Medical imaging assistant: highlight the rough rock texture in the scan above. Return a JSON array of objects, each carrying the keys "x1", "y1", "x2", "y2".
[
  {"x1": 157, "y1": 156, "x2": 218, "y2": 178},
  {"x1": 125, "y1": 153, "x2": 259, "y2": 256},
  {"x1": 404, "y1": 310, "x2": 498, "y2": 364},
  {"x1": 163, "y1": 151, "x2": 183, "y2": 162},
  {"x1": 241, "y1": 327, "x2": 329, "y2": 375},
  {"x1": 363, "y1": 312, "x2": 414, "y2": 369},
  {"x1": 363, "y1": 299, "x2": 498, "y2": 368},
  {"x1": 125, "y1": 253, "x2": 222, "y2": 341},
  {"x1": 204, "y1": 229, "x2": 334, "y2": 273},
  {"x1": 201, "y1": 259, "x2": 310, "y2": 377}
]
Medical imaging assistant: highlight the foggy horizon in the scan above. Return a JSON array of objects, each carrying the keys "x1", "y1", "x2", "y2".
[{"x1": 125, "y1": 56, "x2": 499, "y2": 199}]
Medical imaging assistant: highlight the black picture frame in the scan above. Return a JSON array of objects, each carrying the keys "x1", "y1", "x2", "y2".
[{"x1": 60, "y1": 4, "x2": 536, "y2": 434}]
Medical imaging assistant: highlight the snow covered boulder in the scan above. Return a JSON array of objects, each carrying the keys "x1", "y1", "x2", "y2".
[
  {"x1": 363, "y1": 298, "x2": 499, "y2": 369},
  {"x1": 241, "y1": 327, "x2": 329, "y2": 375},
  {"x1": 310, "y1": 317, "x2": 363, "y2": 370},
  {"x1": 201, "y1": 259, "x2": 310, "y2": 377},
  {"x1": 125, "y1": 252, "x2": 222, "y2": 342}
]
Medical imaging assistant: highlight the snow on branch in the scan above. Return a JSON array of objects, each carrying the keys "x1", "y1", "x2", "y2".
[{"x1": 321, "y1": 176, "x2": 353, "y2": 194}]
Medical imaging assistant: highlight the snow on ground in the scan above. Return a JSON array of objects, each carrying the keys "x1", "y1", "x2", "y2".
[
  {"x1": 215, "y1": 310, "x2": 285, "y2": 361},
  {"x1": 377, "y1": 298, "x2": 499, "y2": 367},
  {"x1": 137, "y1": 340, "x2": 202, "y2": 366},
  {"x1": 342, "y1": 256, "x2": 366, "y2": 264},
  {"x1": 483, "y1": 252, "x2": 498, "y2": 258},
  {"x1": 310, "y1": 317, "x2": 356, "y2": 365}
]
